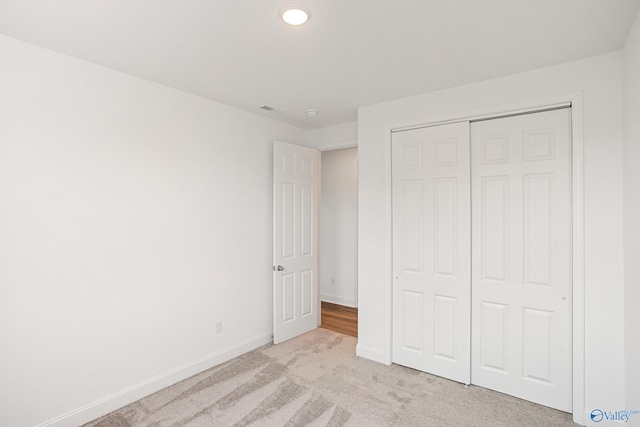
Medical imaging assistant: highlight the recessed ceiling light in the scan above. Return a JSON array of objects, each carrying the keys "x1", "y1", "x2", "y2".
[
  {"x1": 307, "y1": 109, "x2": 318, "y2": 117},
  {"x1": 281, "y1": 6, "x2": 310, "y2": 26}
]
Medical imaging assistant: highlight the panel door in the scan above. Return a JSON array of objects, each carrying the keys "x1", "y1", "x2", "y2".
[
  {"x1": 273, "y1": 141, "x2": 319, "y2": 344},
  {"x1": 470, "y1": 109, "x2": 572, "y2": 411},
  {"x1": 392, "y1": 122, "x2": 471, "y2": 384}
]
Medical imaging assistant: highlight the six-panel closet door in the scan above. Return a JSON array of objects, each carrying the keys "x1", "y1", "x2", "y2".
[
  {"x1": 470, "y1": 109, "x2": 572, "y2": 412},
  {"x1": 391, "y1": 108, "x2": 572, "y2": 412},
  {"x1": 392, "y1": 121, "x2": 472, "y2": 385}
]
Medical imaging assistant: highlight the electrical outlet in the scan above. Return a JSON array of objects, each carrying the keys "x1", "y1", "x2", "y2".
[{"x1": 216, "y1": 321, "x2": 223, "y2": 334}]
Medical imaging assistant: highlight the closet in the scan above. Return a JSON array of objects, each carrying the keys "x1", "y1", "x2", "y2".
[{"x1": 391, "y1": 108, "x2": 572, "y2": 412}]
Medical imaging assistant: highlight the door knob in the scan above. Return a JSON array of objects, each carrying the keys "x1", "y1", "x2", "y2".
[{"x1": 276, "y1": 265, "x2": 285, "y2": 271}]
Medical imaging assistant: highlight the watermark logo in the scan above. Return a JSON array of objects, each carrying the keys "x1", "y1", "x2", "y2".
[
  {"x1": 591, "y1": 409, "x2": 604, "y2": 422},
  {"x1": 590, "y1": 408, "x2": 640, "y2": 423}
]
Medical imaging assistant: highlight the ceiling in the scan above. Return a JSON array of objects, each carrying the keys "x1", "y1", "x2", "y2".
[{"x1": 1, "y1": 0, "x2": 639, "y2": 130}]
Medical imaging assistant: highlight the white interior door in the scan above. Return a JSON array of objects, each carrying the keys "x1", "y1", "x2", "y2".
[
  {"x1": 470, "y1": 108, "x2": 572, "y2": 411},
  {"x1": 273, "y1": 141, "x2": 319, "y2": 344},
  {"x1": 392, "y1": 122, "x2": 471, "y2": 384}
]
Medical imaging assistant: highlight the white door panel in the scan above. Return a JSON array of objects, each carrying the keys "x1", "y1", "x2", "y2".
[
  {"x1": 470, "y1": 109, "x2": 572, "y2": 412},
  {"x1": 273, "y1": 141, "x2": 319, "y2": 344},
  {"x1": 392, "y1": 122, "x2": 471, "y2": 384},
  {"x1": 391, "y1": 108, "x2": 572, "y2": 412}
]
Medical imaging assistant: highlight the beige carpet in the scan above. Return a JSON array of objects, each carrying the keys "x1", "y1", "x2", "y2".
[{"x1": 84, "y1": 329, "x2": 576, "y2": 426}]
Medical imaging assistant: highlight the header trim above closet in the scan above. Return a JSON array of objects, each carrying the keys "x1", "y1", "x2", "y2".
[{"x1": 391, "y1": 102, "x2": 571, "y2": 134}]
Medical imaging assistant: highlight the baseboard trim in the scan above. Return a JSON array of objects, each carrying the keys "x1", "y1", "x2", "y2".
[
  {"x1": 320, "y1": 294, "x2": 357, "y2": 307},
  {"x1": 356, "y1": 344, "x2": 390, "y2": 365},
  {"x1": 36, "y1": 332, "x2": 273, "y2": 427}
]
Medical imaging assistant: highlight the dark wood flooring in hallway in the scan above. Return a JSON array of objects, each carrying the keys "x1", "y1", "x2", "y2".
[{"x1": 320, "y1": 301, "x2": 358, "y2": 337}]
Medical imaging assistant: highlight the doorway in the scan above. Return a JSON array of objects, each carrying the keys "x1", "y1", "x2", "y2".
[
  {"x1": 319, "y1": 147, "x2": 358, "y2": 336},
  {"x1": 391, "y1": 108, "x2": 572, "y2": 412}
]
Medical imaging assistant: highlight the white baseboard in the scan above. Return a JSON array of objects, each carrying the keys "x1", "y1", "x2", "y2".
[
  {"x1": 321, "y1": 293, "x2": 357, "y2": 307},
  {"x1": 37, "y1": 332, "x2": 273, "y2": 427},
  {"x1": 356, "y1": 344, "x2": 390, "y2": 365}
]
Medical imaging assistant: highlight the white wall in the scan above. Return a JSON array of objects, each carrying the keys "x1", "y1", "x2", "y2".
[
  {"x1": 320, "y1": 148, "x2": 358, "y2": 307},
  {"x1": 357, "y1": 52, "x2": 625, "y2": 425},
  {"x1": 307, "y1": 121, "x2": 357, "y2": 151},
  {"x1": 623, "y1": 9, "x2": 640, "y2": 412},
  {"x1": 0, "y1": 35, "x2": 306, "y2": 427}
]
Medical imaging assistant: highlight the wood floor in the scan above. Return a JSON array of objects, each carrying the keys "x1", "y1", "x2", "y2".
[{"x1": 320, "y1": 301, "x2": 358, "y2": 337}]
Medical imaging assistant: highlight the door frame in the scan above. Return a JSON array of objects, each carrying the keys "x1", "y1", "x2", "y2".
[{"x1": 384, "y1": 92, "x2": 585, "y2": 425}]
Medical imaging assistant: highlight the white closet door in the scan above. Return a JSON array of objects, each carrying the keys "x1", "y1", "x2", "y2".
[
  {"x1": 392, "y1": 122, "x2": 471, "y2": 384},
  {"x1": 470, "y1": 109, "x2": 572, "y2": 411}
]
